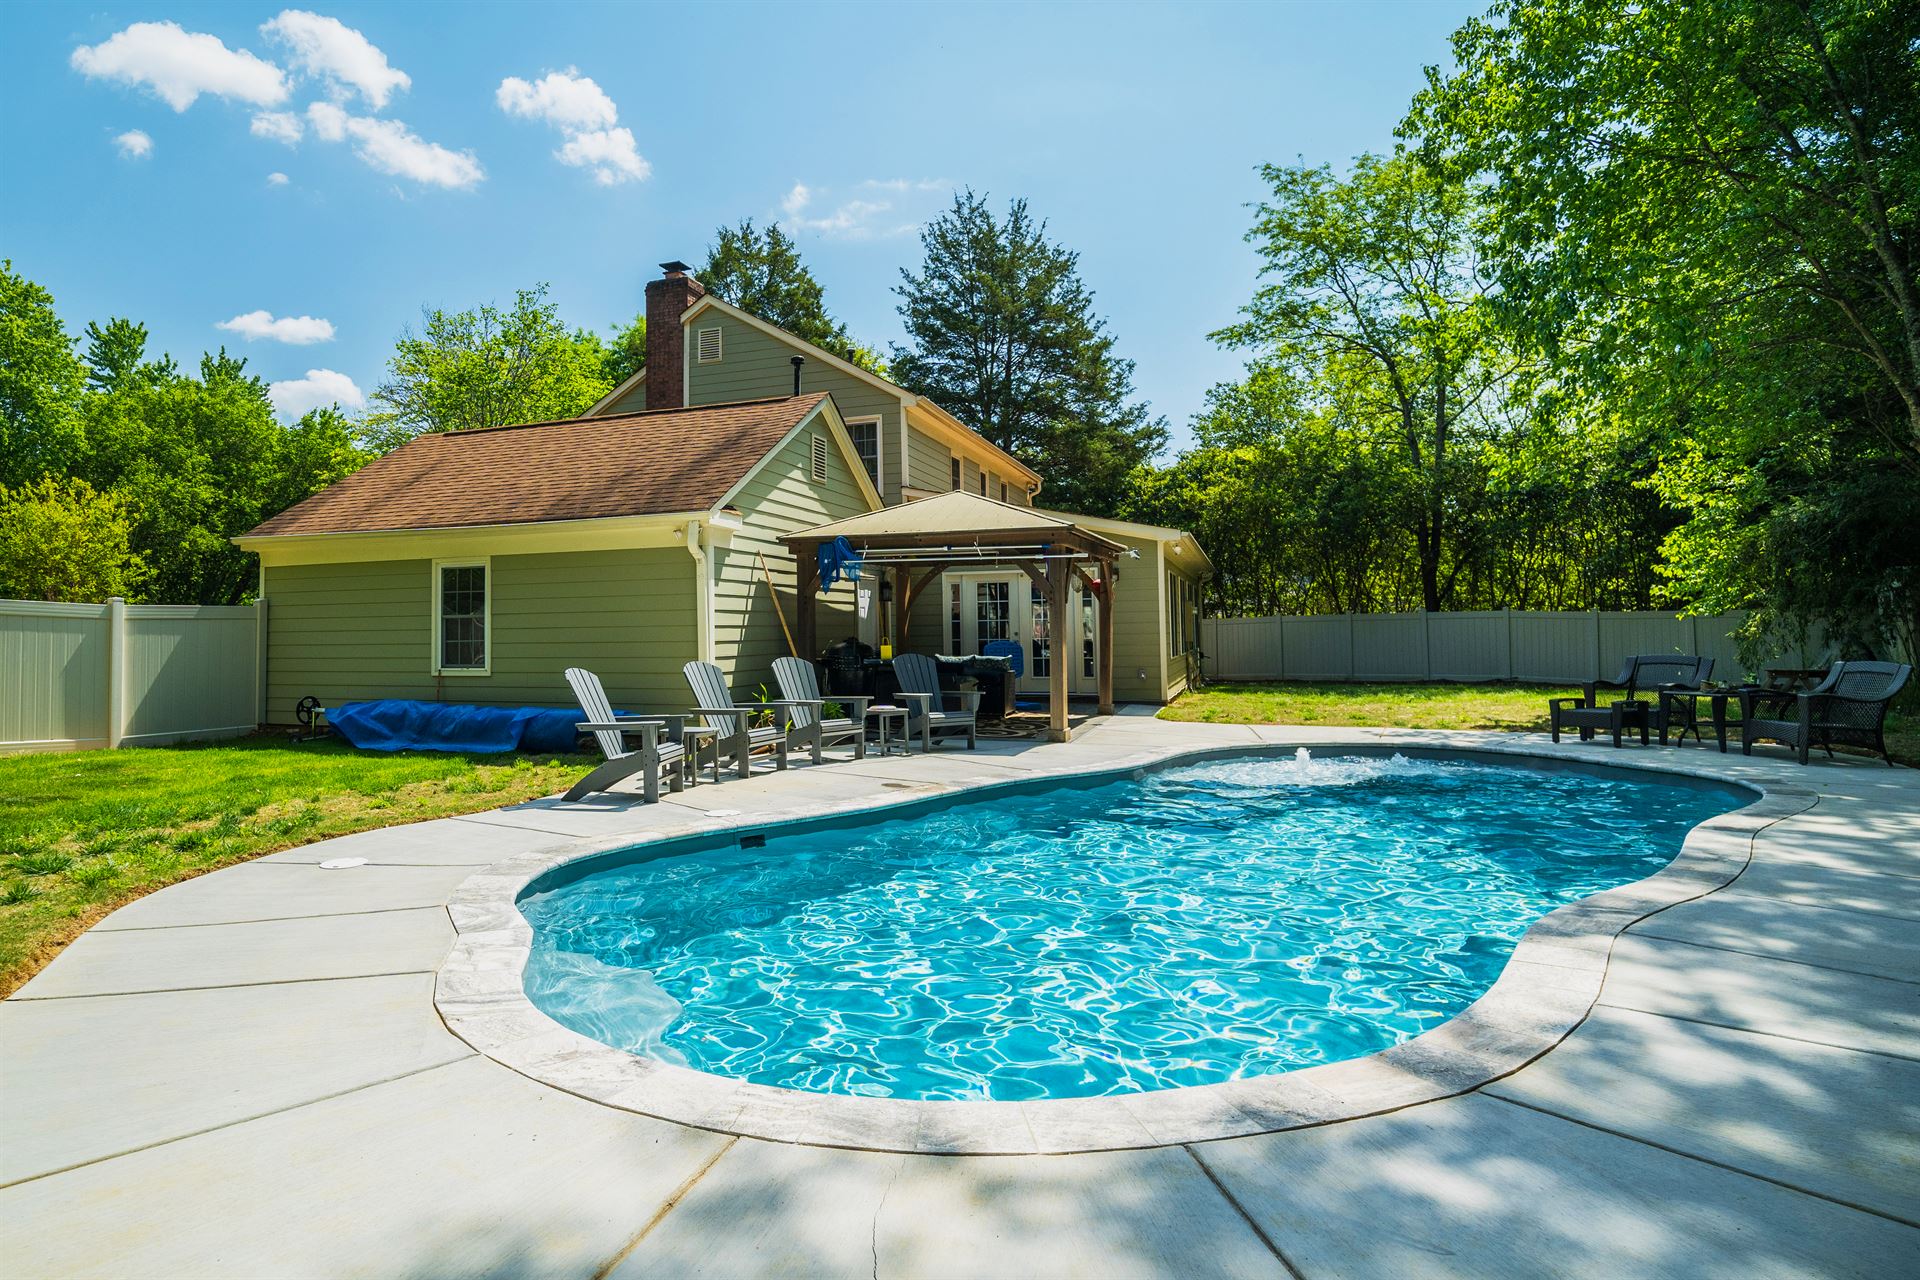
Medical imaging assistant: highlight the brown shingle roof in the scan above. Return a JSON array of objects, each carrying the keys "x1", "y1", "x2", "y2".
[{"x1": 245, "y1": 394, "x2": 828, "y2": 537}]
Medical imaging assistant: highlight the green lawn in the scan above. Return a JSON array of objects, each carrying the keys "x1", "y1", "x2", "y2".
[
  {"x1": 1161, "y1": 680, "x2": 1919, "y2": 764},
  {"x1": 0, "y1": 736, "x2": 591, "y2": 995}
]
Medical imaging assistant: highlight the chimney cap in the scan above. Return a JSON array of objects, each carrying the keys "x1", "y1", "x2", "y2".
[{"x1": 659, "y1": 260, "x2": 691, "y2": 276}]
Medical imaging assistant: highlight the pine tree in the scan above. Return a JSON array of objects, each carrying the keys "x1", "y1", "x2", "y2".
[
  {"x1": 698, "y1": 220, "x2": 880, "y2": 370},
  {"x1": 891, "y1": 192, "x2": 1165, "y2": 515}
]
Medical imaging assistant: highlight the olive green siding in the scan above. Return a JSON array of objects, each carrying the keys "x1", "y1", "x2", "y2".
[
  {"x1": 710, "y1": 424, "x2": 873, "y2": 698},
  {"x1": 685, "y1": 315, "x2": 906, "y2": 502},
  {"x1": 905, "y1": 424, "x2": 952, "y2": 495},
  {"x1": 1163, "y1": 559, "x2": 1206, "y2": 699},
  {"x1": 1103, "y1": 533, "x2": 1168, "y2": 702},
  {"x1": 261, "y1": 549, "x2": 695, "y2": 724},
  {"x1": 601, "y1": 376, "x2": 646, "y2": 415}
]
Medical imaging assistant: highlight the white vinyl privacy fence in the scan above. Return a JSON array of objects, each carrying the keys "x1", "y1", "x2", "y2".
[
  {"x1": 1, "y1": 598, "x2": 263, "y2": 753},
  {"x1": 1199, "y1": 610, "x2": 1799, "y2": 685}
]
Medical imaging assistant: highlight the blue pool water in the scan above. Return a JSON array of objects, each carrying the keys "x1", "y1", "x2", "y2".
[{"x1": 519, "y1": 751, "x2": 1743, "y2": 1101}]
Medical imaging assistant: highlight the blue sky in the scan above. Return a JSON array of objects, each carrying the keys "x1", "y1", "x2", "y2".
[{"x1": 2, "y1": 1, "x2": 1479, "y2": 451}]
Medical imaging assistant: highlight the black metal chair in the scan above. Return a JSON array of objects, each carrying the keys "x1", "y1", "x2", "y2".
[
  {"x1": 1551, "y1": 654, "x2": 1715, "y2": 745},
  {"x1": 1742, "y1": 661, "x2": 1911, "y2": 766}
]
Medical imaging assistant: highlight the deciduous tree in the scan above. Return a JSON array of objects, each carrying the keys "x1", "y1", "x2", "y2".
[{"x1": 364, "y1": 284, "x2": 613, "y2": 448}]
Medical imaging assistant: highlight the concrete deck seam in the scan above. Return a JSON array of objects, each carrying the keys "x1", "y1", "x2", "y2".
[
  {"x1": 1704, "y1": 888, "x2": 1920, "y2": 925},
  {"x1": 1183, "y1": 1143, "x2": 1308, "y2": 1279},
  {"x1": 249, "y1": 858, "x2": 498, "y2": 869},
  {"x1": 0, "y1": 1055, "x2": 474, "y2": 1192},
  {"x1": 94, "y1": 903, "x2": 448, "y2": 932},
  {"x1": 1618, "y1": 930, "x2": 1914, "y2": 984},
  {"x1": 588, "y1": 1135, "x2": 739, "y2": 1280},
  {"x1": 1591, "y1": 1001, "x2": 1920, "y2": 1062},
  {"x1": 6, "y1": 967, "x2": 439, "y2": 1002},
  {"x1": 449, "y1": 815, "x2": 601, "y2": 838},
  {"x1": 1479, "y1": 1092, "x2": 1920, "y2": 1231}
]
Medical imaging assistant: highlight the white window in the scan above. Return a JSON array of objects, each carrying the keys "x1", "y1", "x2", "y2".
[
  {"x1": 950, "y1": 456, "x2": 961, "y2": 491},
  {"x1": 975, "y1": 580, "x2": 1011, "y2": 643},
  {"x1": 696, "y1": 326, "x2": 723, "y2": 363},
  {"x1": 1029, "y1": 583, "x2": 1051, "y2": 677},
  {"x1": 809, "y1": 433, "x2": 829, "y2": 483},
  {"x1": 845, "y1": 417, "x2": 881, "y2": 487},
  {"x1": 434, "y1": 560, "x2": 490, "y2": 675}
]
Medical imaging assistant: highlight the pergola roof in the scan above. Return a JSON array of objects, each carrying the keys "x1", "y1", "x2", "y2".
[
  {"x1": 783, "y1": 491, "x2": 1126, "y2": 742},
  {"x1": 782, "y1": 491, "x2": 1125, "y2": 561}
]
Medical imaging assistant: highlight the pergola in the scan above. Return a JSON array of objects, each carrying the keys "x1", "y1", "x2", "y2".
[{"x1": 781, "y1": 492, "x2": 1128, "y2": 742}]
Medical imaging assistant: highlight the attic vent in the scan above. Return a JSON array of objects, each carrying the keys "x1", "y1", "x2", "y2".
[
  {"x1": 809, "y1": 434, "x2": 829, "y2": 482},
  {"x1": 696, "y1": 326, "x2": 723, "y2": 363}
]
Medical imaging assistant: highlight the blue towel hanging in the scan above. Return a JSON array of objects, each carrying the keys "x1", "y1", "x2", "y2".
[{"x1": 818, "y1": 535, "x2": 863, "y2": 591}]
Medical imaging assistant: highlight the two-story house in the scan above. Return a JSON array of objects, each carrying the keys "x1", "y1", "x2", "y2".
[{"x1": 236, "y1": 262, "x2": 1209, "y2": 729}]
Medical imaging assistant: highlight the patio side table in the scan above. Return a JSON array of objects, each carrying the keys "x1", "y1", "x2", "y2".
[
  {"x1": 680, "y1": 724, "x2": 721, "y2": 785},
  {"x1": 866, "y1": 704, "x2": 910, "y2": 757},
  {"x1": 1658, "y1": 688, "x2": 1736, "y2": 751}
]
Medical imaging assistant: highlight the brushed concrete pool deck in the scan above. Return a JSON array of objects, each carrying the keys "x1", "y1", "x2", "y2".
[{"x1": 3, "y1": 716, "x2": 1916, "y2": 1278}]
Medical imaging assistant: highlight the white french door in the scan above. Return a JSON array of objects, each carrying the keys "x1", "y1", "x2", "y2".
[{"x1": 951, "y1": 572, "x2": 1098, "y2": 696}]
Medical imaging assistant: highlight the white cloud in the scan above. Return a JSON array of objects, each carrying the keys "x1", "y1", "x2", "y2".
[
  {"x1": 71, "y1": 21, "x2": 286, "y2": 112},
  {"x1": 496, "y1": 68, "x2": 647, "y2": 186},
  {"x1": 303, "y1": 99, "x2": 480, "y2": 189},
  {"x1": 556, "y1": 127, "x2": 648, "y2": 185},
  {"x1": 342, "y1": 116, "x2": 482, "y2": 188},
  {"x1": 307, "y1": 100, "x2": 348, "y2": 141},
  {"x1": 496, "y1": 70, "x2": 616, "y2": 130},
  {"x1": 251, "y1": 110, "x2": 303, "y2": 144},
  {"x1": 261, "y1": 10, "x2": 409, "y2": 109},
  {"x1": 217, "y1": 310, "x2": 335, "y2": 344},
  {"x1": 114, "y1": 129, "x2": 153, "y2": 159},
  {"x1": 781, "y1": 182, "x2": 927, "y2": 240},
  {"x1": 269, "y1": 368, "x2": 363, "y2": 417},
  {"x1": 267, "y1": 171, "x2": 290, "y2": 186}
]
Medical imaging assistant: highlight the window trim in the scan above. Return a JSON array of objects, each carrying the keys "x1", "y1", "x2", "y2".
[
  {"x1": 432, "y1": 557, "x2": 492, "y2": 676},
  {"x1": 950, "y1": 455, "x2": 962, "y2": 491},
  {"x1": 844, "y1": 414, "x2": 884, "y2": 490}
]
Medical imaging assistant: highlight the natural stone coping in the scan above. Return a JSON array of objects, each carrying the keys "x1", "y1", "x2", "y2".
[{"x1": 434, "y1": 739, "x2": 1810, "y2": 1155}]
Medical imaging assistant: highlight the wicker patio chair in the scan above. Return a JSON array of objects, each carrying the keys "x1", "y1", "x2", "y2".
[
  {"x1": 1554, "y1": 654, "x2": 1715, "y2": 743},
  {"x1": 1741, "y1": 661, "x2": 1911, "y2": 766}
]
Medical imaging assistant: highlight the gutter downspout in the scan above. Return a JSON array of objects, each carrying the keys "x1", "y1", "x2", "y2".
[{"x1": 685, "y1": 520, "x2": 714, "y2": 663}]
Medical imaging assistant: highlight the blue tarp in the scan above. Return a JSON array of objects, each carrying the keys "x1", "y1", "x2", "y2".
[
  {"x1": 328, "y1": 700, "x2": 584, "y2": 754},
  {"x1": 817, "y1": 535, "x2": 862, "y2": 591}
]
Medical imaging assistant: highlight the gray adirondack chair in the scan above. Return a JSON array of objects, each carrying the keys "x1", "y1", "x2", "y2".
[
  {"x1": 683, "y1": 661, "x2": 792, "y2": 778},
  {"x1": 562, "y1": 667, "x2": 688, "y2": 803},
  {"x1": 772, "y1": 656, "x2": 870, "y2": 763},
  {"x1": 892, "y1": 652, "x2": 979, "y2": 751}
]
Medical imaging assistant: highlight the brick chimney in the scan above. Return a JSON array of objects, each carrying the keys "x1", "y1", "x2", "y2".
[{"x1": 644, "y1": 261, "x2": 705, "y2": 410}]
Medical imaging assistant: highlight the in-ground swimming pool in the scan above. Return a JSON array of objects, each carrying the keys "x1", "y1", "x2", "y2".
[{"x1": 518, "y1": 751, "x2": 1744, "y2": 1102}]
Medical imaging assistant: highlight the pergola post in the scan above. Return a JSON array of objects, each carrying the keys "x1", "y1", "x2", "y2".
[
  {"x1": 891, "y1": 565, "x2": 911, "y2": 648},
  {"x1": 1095, "y1": 561, "x2": 1115, "y2": 716},
  {"x1": 1046, "y1": 558, "x2": 1072, "y2": 742},
  {"x1": 794, "y1": 541, "x2": 820, "y2": 661}
]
